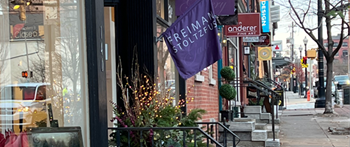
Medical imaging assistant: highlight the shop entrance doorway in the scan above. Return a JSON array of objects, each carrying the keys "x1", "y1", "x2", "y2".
[{"x1": 104, "y1": 7, "x2": 117, "y2": 128}]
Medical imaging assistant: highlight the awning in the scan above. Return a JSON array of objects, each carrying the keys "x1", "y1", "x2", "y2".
[{"x1": 272, "y1": 57, "x2": 292, "y2": 68}]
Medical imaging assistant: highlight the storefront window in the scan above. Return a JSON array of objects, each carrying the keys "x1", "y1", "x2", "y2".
[
  {"x1": 0, "y1": 0, "x2": 88, "y2": 146},
  {"x1": 156, "y1": 0, "x2": 165, "y2": 19},
  {"x1": 156, "y1": 23, "x2": 177, "y2": 105},
  {"x1": 168, "y1": 0, "x2": 176, "y2": 23},
  {"x1": 228, "y1": 39, "x2": 239, "y2": 102}
]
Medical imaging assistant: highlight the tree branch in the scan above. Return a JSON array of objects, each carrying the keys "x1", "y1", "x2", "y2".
[
  {"x1": 288, "y1": 0, "x2": 327, "y2": 55},
  {"x1": 331, "y1": 7, "x2": 346, "y2": 57},
  {"x1": 302, "y1": 0, "x2": 312, "y2": 24}
]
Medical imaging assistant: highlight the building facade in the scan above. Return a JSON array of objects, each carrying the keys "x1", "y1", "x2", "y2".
[
  {"x1": 323, "y1": 34, "x2": 349, "y2": 75},
  {"x1": 0, "y1": 0, "x2": 240, "y2": 146}
]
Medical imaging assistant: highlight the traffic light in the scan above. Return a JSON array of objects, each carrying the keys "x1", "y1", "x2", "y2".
[
  {"x1": 22, "y1": 71, "x2": 28, "y2": 78},
  {"x1": 22, "y1": 71, "x2": 33, "y2": 78},
  {"x1": 303, "y1": 56, "x2": 307, "y2": 65}
]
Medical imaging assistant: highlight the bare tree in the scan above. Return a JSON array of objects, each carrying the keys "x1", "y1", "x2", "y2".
[{"x1": 288, "y1": 0, "x2": 350, "y2": 113}]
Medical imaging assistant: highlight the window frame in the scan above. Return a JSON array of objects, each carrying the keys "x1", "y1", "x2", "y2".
[
  {"x1": 209, "y1": 65, "x2": 216, "y2": 85},
  {"x1": 342, "y1": 42, "x2": 348, "y2": 47}
]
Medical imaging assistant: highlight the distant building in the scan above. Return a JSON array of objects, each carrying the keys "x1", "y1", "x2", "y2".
[
  {"x1": 323, "y1": 34, "x2": 349, "y2": 75},
  {"x1": 323, "y1": 34, "x2": 349, "y2": 64}
]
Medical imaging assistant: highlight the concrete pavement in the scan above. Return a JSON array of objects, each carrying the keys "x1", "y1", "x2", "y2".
[{"x1": 279, "y1": 91, "x2": 350, "y2": 147}]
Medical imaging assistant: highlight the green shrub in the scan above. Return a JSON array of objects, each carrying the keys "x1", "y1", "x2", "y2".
[
  {"x1": 220, "y1": 66, "x2": 235, "y2": 81},
  {"x1": 219, "y1": 84, "x2": 234, "y2": 99},
  {"x1": 226, "y1": 88, "x2": 236, "y2": 100}
]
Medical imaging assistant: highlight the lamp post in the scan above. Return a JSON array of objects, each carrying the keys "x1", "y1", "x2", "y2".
[
  {"x1": 303, "y1": 37, "x2": 308, "y2": 98},
  {"x1": 299, "y1": 45, "x2": 303, "y2": 96}
]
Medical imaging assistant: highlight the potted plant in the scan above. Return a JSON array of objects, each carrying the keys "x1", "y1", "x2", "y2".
[
  {"x1": 219, "y1": 66, "x2": 236, "y2": 122},
  {"x1": 109, "y1": 50, "x2": 208, "y2": 147}
]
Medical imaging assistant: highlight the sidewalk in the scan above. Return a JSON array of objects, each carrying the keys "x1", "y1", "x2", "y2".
[{"x1": 279, "y1": 91, "x2": 350, "y2": 147}]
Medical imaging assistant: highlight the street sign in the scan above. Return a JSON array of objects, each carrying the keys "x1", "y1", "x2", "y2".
[
  {"x1": 252, "y1": 33, "x2": 270, "y2": 46},
  {"x1": 286, "y1": 38, "x2": 294, "y2": 44},
  {"x1": 258, "y1": 47, "x2": 272, "y2": 61},
  {"x1": 243, "y1": 37, "x2": 259, "y2": 42},
  {"x1": 244, "y1": 46, "x2": 250, "y2": 54},
  {"x1": 272, "y1": 44, "x2": 282, "y2": 51}
]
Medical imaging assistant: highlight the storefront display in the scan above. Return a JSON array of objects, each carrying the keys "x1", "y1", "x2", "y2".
[{"x1": 0, "y1": 0, "x2": 89, "y2": 146}]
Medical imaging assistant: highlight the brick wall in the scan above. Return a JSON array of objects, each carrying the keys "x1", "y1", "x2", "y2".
[{"x1": 186, "y1": 62, "x2": 219, "y2": 123}]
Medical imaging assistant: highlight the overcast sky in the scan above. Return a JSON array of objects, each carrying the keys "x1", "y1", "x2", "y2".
[{"x1": 274, "y1": 0, "x2": 348, "y2": 57}]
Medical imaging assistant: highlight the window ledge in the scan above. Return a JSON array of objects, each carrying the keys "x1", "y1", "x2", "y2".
[
  {"x1": 195, "y1": 75, "x2": 204, "y2": 82},
  {"x1": 209, "y1": 79, "x2": 216, "y2": 85}
]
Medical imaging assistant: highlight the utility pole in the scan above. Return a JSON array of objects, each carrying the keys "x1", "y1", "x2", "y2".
[
  {"x1": 247, "y1": 0, "x2": 251, "y2": 78},
  {"x1": 316, "y1": 0, "x2": 325, "y2": 106},
  {"x1": 290, "y1": 22, "x2": 295, "y2": 92},
  {"x1": 309, "y1": 59, "x2": 313, "y2": 98}
]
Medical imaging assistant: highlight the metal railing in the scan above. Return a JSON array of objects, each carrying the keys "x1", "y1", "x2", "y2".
[
  {"x1": 108, "y1": 127, "x2": 223, "y2": 147},
  {"x1": 196, "y1": 122, "x2": 240, "y2": 147}
]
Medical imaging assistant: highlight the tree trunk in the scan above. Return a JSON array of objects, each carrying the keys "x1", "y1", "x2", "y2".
[{"x1": 324, "y1": 60, "x2": 333, "y2": 114}]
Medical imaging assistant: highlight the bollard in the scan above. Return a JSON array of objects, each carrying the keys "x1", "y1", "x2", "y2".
[{"x1": 307, "y1": 90, "x2": 310, "y2": 101}]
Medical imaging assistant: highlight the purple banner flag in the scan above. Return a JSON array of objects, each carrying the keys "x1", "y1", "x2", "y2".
[
  {"x1": 176, "y1": 0, "x2": 235, "y2": 16},
  {"x1": 162, "y1": 0, "x2": 222, "y2": 79}
]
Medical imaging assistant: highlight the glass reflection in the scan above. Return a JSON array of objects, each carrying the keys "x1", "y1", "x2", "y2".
[
  {"x1": 0, "y1": 0, "x2": 87, "y2": 146},
  {"x1": 156, "y1": 23, "x2": 176, "y2": 103}
]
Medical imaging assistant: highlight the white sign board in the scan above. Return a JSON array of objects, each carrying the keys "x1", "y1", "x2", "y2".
[
  {"x1": 244, "y1": 47, "x2": 250, "y2": 54},
  {"x1": 243, "y1": 37, "x2": 259, "y2": 42},
  {"x1": 272, "y1": 44, "x2": 282, "y2": 52}
]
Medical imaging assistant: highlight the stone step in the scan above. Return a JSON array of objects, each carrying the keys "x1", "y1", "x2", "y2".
[
  {"x1": 220, "y1": 131, "x2": 251, "y2": 141},
  {"x1": 260, "y1": 113, "x2": 271, "y2": 120},
  {"x1": 266, "y1": 124, "x2": 280, "y2": 130},
  {"x1": 252, "y1": 130, "x2": 267, "y2": 141},
  {"x1": 226, "y1": 140, "x2": 264, "y2": 147},
  {"x1": 265, "y1": 138, "x2": 280, "y2": 147},
  {"x1": 255, "y1": 123, "x2": 267, "y2": 130},
  {"x1": 271, "y1": 118, "x2": 280, "y2": 124},
  {"x1": 244, "y1": 106, "x2": 262, "y2": 114},
  {"x1": 245, "y1": 113, "x2": 260, "y2": 119},
  {"x1": 229, "y1": 121, "x2": 255, "y2": 132},
  {"x1": 232, "y1": 118, "x2": 256, "y2": 122},
  {"x1": 256, "y1": 119, "x2": 269, "y2": 123},
  {"x1": 232, "y1": 131, "x2": 251, "y2": 141},
  {"x1": 267, "y1": 130, "x2": 280, "y2": 139}
]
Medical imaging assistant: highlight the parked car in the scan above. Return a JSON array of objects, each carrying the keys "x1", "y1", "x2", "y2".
[{"x1": 334, "y1": 75, "x2": 350, "y2": 89}]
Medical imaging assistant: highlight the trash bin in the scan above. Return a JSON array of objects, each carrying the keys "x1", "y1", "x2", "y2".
[
  {"x1": 220, "y1": 110, "x2": 232, "y2": 122},
  {"x1": 274, "y1": 90, "x2": 284, "y2": 106},
  {"x1": 342, "y1": 85, "x2": 350, "y2": 104}
]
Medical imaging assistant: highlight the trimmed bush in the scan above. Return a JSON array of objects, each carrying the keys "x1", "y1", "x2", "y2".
[
  {"x1": 220, "y1": 66, "x2": 235, "y2": 81},
  {"x1": 226, "y1": 88, "x2": 237, "y2": 100},
  {"x1": 219, "y1": 84, "x2": 234, "y2": 99}
]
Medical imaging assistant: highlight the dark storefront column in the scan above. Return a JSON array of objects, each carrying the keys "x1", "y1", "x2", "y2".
[
  {"x1": 114, "y1": 0, "x2": 157, "y2": 110},
  {"x1": 85, "y1": 0, "x2": 108, "y2": 146},
  {"x1": 116, "y1": 0, "x2": 156, "y2": 77}
]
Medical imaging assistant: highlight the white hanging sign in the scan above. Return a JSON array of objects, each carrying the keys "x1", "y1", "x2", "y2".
[{"x1": 272, "y1": 44, "x2": 282, "y2": 52}]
